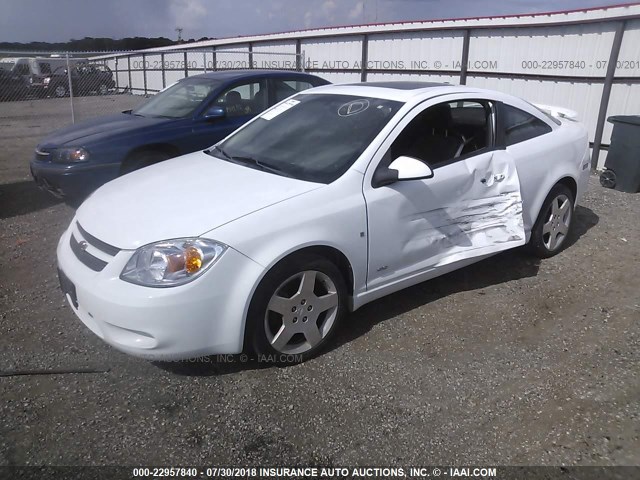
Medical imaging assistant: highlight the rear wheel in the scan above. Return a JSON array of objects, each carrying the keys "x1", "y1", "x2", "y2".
[
  {"x1": 120, "y1": 150, "x2": 173, "y2": 175},
  {"x1": 247, "y1": 254, "x2": 347, "y2": 363},
  {"x1": 527, "y1": 184, "x2": 574, "y2": 258},
  {"x1": 54, "y1": 84, "x2": 67, "y2": 98},
  {"x1": 98, "y1": 83, "x2": 108, "y2": 95}
]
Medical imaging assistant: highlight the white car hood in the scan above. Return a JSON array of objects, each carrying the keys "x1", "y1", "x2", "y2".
[{"x1": 75, "y1": 151, "x2": 321, "y2": 249}]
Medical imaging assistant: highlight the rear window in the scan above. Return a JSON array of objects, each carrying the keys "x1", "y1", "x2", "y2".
[
  {"x1": 529, "y1": 103, "x2": 562, "y2": 126},
  {"x1": 39, "y1": 63, "x2": 52, "y2": 75},
  {"x1": 273, "y1": 79, "x2": 316, "y2": 102},
  {"x1": 0, "y1": 60, "x2": 15, "y2": 70},
  {"x1": 14, "y1": 63, "x2": 30, "y2": 75},
  {"x1": 500, "y1": 103, "x2": 552, "y2": 147}
]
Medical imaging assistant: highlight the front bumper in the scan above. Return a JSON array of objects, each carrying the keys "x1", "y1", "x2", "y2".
[
  {"x1": 30, "y1": 160, "x2": 120, "y2": 199},
  {"x1": 56, "y1": 223, "x2": 265, "y2": 360}
]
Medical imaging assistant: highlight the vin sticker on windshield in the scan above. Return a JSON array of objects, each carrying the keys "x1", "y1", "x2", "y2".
[{"x1": 261, "y1": 99, "x2": 300, "y2": 120}]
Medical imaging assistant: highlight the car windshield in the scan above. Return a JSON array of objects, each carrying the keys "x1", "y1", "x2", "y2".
[
  {"x1": 215, "y1": 93, "x2": 403, "y2": 183},
  {"x1": 133, "y1": 78, "x2": 222, "y2": 118}
]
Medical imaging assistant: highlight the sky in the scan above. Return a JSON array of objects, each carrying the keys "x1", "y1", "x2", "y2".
[{"x1": 0, "y1": 0, "x2": 636, "y2": 43}]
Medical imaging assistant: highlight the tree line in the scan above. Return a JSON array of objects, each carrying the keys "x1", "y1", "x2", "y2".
[{"x1": 0, "y1": 36, "x2": 215, "y2": 52}]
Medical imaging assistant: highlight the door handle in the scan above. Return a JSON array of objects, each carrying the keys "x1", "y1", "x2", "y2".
[{"x1": 481, "y1": 174, "x2": 506, "y2": 184}]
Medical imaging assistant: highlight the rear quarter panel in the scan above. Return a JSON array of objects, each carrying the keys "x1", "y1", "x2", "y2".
[{"x1": 509, "y1": 119, "x2": 589, "y2": 235}]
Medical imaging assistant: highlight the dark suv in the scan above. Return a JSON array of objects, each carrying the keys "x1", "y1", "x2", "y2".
[
  {"x1": 0, "y1": 67, "x2": 27, "y2": 100},
  {"x1": 45, "y1": 63, "x2": 116, "y2": 97},
  {"x1": 0, "y1": 57, "x2": 89, "y2": 99}
]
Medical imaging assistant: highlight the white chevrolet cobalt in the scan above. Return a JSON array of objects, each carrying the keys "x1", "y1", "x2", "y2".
[{"x1": 57, "y1": 82, "x2": 590, "y2": 362}]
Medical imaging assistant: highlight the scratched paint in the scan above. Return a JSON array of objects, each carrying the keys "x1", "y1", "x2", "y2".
[
  {"x1": 404, "y1": 151, "x2": 525, "y2": 269},
  {"x1": 403, "y1": 190, "x2": 525, "y2": 268},
  {"x1": 365, "y1": 150, "x2": 526, "y2": 288}
]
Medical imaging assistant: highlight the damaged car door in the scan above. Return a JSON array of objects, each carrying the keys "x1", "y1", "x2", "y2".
[{"x1": 364, "y1": 98, "x2": 525, "y2": 290}]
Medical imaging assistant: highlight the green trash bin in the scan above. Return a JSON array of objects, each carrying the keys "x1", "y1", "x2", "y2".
[{"x1": 600, "y1": 115, "x2": 640, "y2": 193}]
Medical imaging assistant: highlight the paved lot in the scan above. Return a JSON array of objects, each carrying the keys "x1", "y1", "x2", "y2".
[{"x1": 0, "y1": 97, "x2": 638, "y2": 466}]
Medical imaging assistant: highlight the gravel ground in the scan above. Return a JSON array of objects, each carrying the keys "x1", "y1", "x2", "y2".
[{"x1": 0, "y1": 97, "x2": 638, "y2": 467}]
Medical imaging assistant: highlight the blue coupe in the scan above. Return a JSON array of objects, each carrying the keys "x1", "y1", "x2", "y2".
[{"x1": 30, "y1": 70, "x2": 329, "y2": 201}]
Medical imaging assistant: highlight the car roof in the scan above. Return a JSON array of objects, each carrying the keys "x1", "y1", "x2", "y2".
[
  {"x1": 344, "y1": 81, "x2": 449, "y2": 90},
  {"x1": 189, "y1": 70, "x2": 322, "y2": 81},
  {"x1": 303, "y1": 82, "x2": 501, "y2": 103}
]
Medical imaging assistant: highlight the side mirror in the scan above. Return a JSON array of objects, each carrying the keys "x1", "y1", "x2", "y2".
[
  {"x1": 204, "y1": 106, "x2": 225, "y2": 121},
  {"x1": 391, "y1": 156, "x2": 434, "y2": 180},
  {"x1": 372, "y1": 156, "x2": 434, "y2": 188}
]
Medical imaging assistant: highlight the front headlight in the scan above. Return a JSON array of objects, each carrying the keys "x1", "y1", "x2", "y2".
[
  {"x1": 52, "y1": 147, "x2": 90, "y2": 163},
  {"x1": 120, "y1": 238, "x2": 227, "y2": 287}
]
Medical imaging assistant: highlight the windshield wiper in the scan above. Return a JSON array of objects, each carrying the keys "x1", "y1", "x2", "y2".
[
  {"x1": 228, "y1": 155, "x2": 294, "y2": 178},
  {"x1": 208, "y1": 146, "x2": 293, "y2": 178},
  {"x1": 208, "y1": 145, "x2": 232, "y2": 160}
]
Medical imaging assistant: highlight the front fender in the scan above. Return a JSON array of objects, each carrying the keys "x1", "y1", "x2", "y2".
[{"x1": 203, "y1": 170, "x2": 368, "y2": 307}]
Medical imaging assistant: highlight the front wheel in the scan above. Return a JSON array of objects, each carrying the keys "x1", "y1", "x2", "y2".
[
  {"x1": 247, "y1": 254, "x2": 347, "y2": 363},
  {"x1": 527, "y1": 184, "x2": 574, "y2": 258}
]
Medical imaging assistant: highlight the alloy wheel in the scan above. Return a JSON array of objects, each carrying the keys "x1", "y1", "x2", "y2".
[
  {"x1": 542, "y1": 193, "x2": 572, "y2": 251},
  {"x1": 264, "y1": 270, "x2": 339, "y2": 355}
]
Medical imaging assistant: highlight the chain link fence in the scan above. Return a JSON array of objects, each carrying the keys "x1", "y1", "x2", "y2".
[{"x1": 0, "y1": 48, "x2": 304, "y2": 134}]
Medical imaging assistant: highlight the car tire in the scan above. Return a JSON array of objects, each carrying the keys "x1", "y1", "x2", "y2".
[
  {"x1": 247, "y1": 254, "x2": 347, "y2": 364},
  {"x1": 120, "y1": 150, "x2": 173, "y2": 175},
  {"x1": 98, "y1": 84, "x2": 108, "y2": 95},
  {"x1": 54, "y1": 84, "x2": 67, "y2": 98},
  {"x1": 600, "y1": 169, "x2": 616, "y2": 189},
  {"x1": 527, "y1": 183, "x2": 574, "y2": 258}
]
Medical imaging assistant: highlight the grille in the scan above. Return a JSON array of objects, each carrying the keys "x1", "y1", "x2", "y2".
[
  {"x1": 70, "y1": 222, "x2": 121, "y2": 272},
  {"x1": 76, "y1": 222, "x2": 121, "y2": 256}
]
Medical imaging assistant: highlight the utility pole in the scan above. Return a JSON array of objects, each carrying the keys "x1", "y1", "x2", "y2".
[{"x1": 175, "y1": 27, "x2": 183, "y2": 43}]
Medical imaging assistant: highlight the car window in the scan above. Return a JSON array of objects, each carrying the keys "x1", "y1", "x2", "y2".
[
  {"x1": 38, "y1": 63, "x2": 52, "y2": 75},
  {"x1": 273, "y1": 79, "x2": 315, "y2": 103},
  {"x1": 14, "y1": 64, "x2": 30, "y2": 75},
  {"x1": 133, "y1": 78, "x2": 221, "y2": 118},
  {"x1": 77, "y1": 64, "x2": 95, "y2": 75},
  {"x1": 528, "y1": 102, "x2": 562, "y2": 126},
  {"x1": 214, "y1": 81, "x2": 266, "y2": 117},
  {"x1": 217, "y1": 94, "x2": 403, "y2": 183},
  {"x1": 500, "y1": 103, "x2": 552, "y2": 146},
  {"x1": 0, "y1": 58, "x2": 15, "y2": 70},
  {"x1": 389, "y1": 100, "x2": 493, "y2": 168}
]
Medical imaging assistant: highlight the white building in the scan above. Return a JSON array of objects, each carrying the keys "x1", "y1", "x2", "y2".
[{"x1": 104, "y1": 3, "x2": 640, "y2": 169}]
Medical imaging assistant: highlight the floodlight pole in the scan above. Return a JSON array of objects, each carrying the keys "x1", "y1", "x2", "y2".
[
  {"x1": 591, "y1": 20, "x2": 626, "y2": 170},
  {"x1": 66, "y1": 53, "x2": 75, "y2": 124}
]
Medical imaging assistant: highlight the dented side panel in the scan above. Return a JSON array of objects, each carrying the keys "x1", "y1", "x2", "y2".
[{"x1": 365, "y1": 150, "x2": 525, "y2": 290}]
